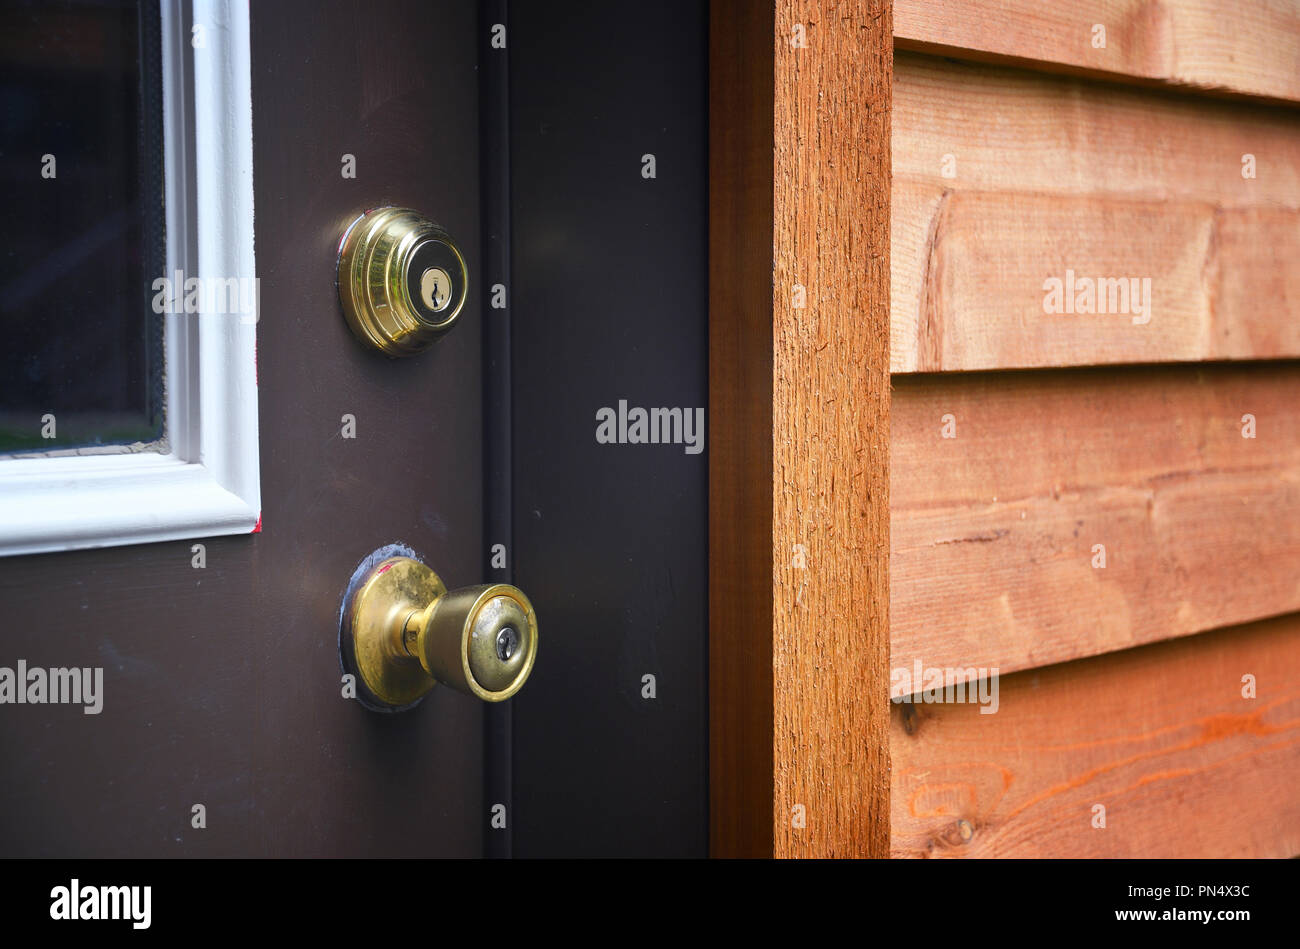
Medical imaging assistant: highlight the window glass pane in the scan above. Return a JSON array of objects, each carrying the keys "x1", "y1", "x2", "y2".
[{"x1": 0, "y1": 0, "x2": 165, "y2": 453}]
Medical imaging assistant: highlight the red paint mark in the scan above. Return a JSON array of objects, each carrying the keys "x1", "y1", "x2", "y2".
[
  {"x1": 1199, "y1": 709, "x2": 1280, "y2": 741},
  {"x1": 376, "y1": 562, "x2": 394, "y2": 575},
  {"x1": 251, "y1": 513, "x2": 262, "y2": 534}
]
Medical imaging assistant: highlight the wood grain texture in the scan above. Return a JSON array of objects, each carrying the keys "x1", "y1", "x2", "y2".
[
  {"x1": 772, "y1": 0, "x2": 892, "y2": 860},
  {"x1": 892, "y1": 613, "x2": 1300, "y2": 857},
  {"x1": 892, "y1": 364, "x2": 1300, "y2": 679},
  {"x1": 894, "y1": 53, "x2": 1300, "y2": 207},
  {"x1": 896, "y1": 187, "x2": 1300, "y2": 371},
  {"x1": 892, "y1": 53, "x2": 1300, "y2": 371},
  {"x1": 710, "y1": 0, "x2": 892, "y2": 858},
  {"x1": 894, "y1": 0, "x2": 1300, "y2": 104}
]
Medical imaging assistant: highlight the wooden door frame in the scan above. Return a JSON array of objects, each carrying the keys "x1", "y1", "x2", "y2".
[{"x1": 708, "y1": 0, "x2": 893, "y2": 858}]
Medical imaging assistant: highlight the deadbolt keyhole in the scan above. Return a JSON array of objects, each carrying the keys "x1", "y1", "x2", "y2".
[{"x1": 420, "y1": 267, "x2": 452, "y2": 312}]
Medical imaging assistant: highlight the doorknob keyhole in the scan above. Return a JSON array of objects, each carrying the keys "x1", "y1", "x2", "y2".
[{"x1": 496, "y1": 626, "x2": 519, "y2": 662}]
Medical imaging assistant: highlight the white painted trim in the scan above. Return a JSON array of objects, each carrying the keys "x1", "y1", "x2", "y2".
[{"x1": 0, "y1": 0, "x2": 259, "y2": 557}]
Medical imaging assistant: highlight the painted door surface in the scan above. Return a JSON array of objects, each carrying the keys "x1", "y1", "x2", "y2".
[{"x1": 0, "y1": 0, "x2": 486, "y2": 857}]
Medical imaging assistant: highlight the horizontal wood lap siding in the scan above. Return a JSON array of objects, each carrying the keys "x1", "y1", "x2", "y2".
[
  {"x1": 888, "y1": 0, "x2": 1300, "y2": 861},
  {"x1": 891, "y1": 53, "x2": 1300, "y2": 372},
  {"x1": 892, "y1": 613, "x2": 1300, "y2": 858},
  {"x1": 894, "y1": 0, "x2": 1300, "y2": 103},
  {"x1": 892, "y1": 364, "x2": 1300, "y2": 677},
  {"x1": 710, "y1": 0, "x2": 892, "y2": 858}
]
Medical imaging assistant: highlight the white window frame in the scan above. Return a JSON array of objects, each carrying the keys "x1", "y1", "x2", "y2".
[{"x1": 0, "y1": 0, "x2": 259, "y2": 556}]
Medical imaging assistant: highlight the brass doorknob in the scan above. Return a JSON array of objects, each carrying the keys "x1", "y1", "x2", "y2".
[
  {"x1": 336, "y1": 207, "x2": 469, "y2": 356},
  {"x1": 341, "y1": 555, "x2": 538, "y2": 710}
]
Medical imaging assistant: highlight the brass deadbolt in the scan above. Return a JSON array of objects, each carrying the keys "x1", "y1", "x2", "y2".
[
  {"x1": 336, "y1": 207, "x2": 469, "y2": 356},
  {"x1": 341, "y1": 555, "x2": 538, "y2": 710}
]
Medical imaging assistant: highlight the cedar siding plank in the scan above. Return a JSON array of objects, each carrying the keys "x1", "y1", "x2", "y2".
[
  {"x1": 893, "y1": 189, "x2": 1300, "y2": 371},
  {"x1": 891, "y1": 54, "x2": 1300, "y2": 372},
  {"x1": 892, "y1": 364, "x2": 1300, "y2": 677},
  {"x1": 895, "y1": 0, "x2": 1300, "y2": 104},
  {"x1": 892, "y1": 613, "x2": 1300, "y2": 858}
]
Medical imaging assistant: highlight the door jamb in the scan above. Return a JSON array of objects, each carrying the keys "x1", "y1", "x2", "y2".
[{"x1": 707, "y1": 0, "x2": 893, "y2": 858}]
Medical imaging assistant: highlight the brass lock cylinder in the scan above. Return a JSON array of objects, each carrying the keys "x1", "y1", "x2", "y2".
[
  {"x1": 342, "y1": 554, "x2": 538, "y2": 710},
  {"x1": 411, "y1": 584, "x2": 535, "y2": 698},
  {"x1": 336, "y1": 207, "x2": 468, "y2": 356}
]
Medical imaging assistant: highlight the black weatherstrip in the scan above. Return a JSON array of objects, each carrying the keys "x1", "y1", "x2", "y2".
[{"x1": 480, "y1": 0, "x2": 513, "y2": 860}]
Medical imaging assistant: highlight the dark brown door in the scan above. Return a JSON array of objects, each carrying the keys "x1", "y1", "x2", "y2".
[{"x1": 0, "y1": 0, "x2": 486, "y2": 857}]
